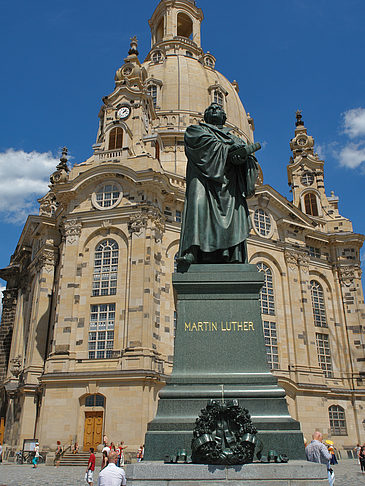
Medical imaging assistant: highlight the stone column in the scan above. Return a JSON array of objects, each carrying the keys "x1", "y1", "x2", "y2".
[{"x1": 0, "y1": 289, "x2": 19, "y2": 383}]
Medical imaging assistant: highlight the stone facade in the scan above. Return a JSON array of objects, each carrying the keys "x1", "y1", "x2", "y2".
[{"x1": 0, "y1": 0, "x2": 364, "y2": 459}]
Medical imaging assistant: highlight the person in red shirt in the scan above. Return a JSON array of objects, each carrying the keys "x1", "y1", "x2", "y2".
[{"x1": 86, "y1": 447, "x2": 96, "y2": 486}]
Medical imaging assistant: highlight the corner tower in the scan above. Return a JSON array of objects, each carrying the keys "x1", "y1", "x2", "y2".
[{"x1": 287, "y1": 111, "x2": 352, "y2": 234}]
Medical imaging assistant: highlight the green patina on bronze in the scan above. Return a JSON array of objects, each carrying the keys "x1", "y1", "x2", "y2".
[{"x1": 178, "y1": 103, "x2": 261, "y2": 264}]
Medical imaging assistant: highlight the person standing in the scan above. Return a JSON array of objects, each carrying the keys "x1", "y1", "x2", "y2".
[
  {"x1": 137, "y1": 445, "x2": 144, "y2": 462},
  {"x1": 0, "y1": 442, "x2": 3, "y2": 463},
  {"x1": 306, "y1": 431, "x2": 334, "y2": 486},
  {"x1": 359, "y1": 445, "x2": 365, "y2": 473},
  {"x1": 98, "y1": 451, "x2": 126, "y2": 486},
  {"x1": 118, "y1": 441, "x2": 127, "y2": 467},
  {"x1": 354, "y1": 443, "x2": 361, "y2": 464},
  {"x1": 54, "y1": 440, "x2": 63, "y2": 467},
  {"x1": 86, "y1": 447, "x2": 96, "y2": 486},
  {"x1": 32, "y1": 442, "x2": 40, "y2": 468}
]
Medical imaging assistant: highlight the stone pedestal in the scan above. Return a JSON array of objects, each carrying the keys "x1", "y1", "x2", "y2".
[
  {"x1": 144, "y1": 264, "x2": 305, "y2": 460},
  {"x1": 125, "y1": 462, "x2": 329, "y2": 485}
]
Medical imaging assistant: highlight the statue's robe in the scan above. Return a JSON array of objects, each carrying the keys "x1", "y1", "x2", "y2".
[{"x1": 179, "y1": 122, "x2": 259, "y2": 263}]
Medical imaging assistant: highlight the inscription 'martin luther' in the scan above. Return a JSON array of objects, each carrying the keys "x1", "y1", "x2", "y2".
[{"x1": 184, "y1": 321, "x2": 255, "y2": 332}]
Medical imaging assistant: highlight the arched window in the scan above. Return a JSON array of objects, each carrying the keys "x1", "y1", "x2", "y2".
[
  {"x1": 257, "y1": 263, "x2": 275, "y2": 315},
  {"x1": 93, "y1": 239, "x2": 119, "y2": 296},
  {"x1": 213, "y1": 90, "x2": 224, "y2": 107},
  {"x1": 310, "y1": 280, "x2": 327, "y2": 327},
  {"x1": 304, "y1": 193, "x2": 319, "y2": 216},
  {"x1": 108, "y1": 127, "x2": 123, "y2": 150},
  {"x1": 177, "y1": 13, "x2": 193, "y2": 38},
  {"x1": 147, "y1": 84, "x2": 158, "y2": 108},
  {"x1": 156, "y1": 18, "x2": 164, "y2": 43},
  {"x1": 329, "y1": 405, "x2": 347, "y2": 436},
  {"x1": 85, "y1": 394, "x2": 105, "y2": 407}
]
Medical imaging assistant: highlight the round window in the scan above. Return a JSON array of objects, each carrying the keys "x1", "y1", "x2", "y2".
[
  {"x1": 253, "y1": 208, "x2": 272, "y2": 237},
  {"x1": 92, "y1": 182, "x2": 123, "y2": 210},
  {"x1": 301, "y1": 172, "x2": 314, "y2": 186},
  {"x1": 152, "y1": 51, "x2": 162, "y2": 62}
]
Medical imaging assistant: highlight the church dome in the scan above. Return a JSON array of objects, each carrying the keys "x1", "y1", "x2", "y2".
[
  {"x1": 144, "y1": 55, "x2": 253, "y2": 141},
  {"x1": 143, "y1": 0, "x2": 254, "y2": 144}
]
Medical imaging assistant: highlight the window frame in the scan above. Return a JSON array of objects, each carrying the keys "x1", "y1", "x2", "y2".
[
  {"x1": 329, "y1": 405, "x2": 347, "y2": 436},
  {"x1": 108, "y1": 127, "x2": 123, "y2": 150},
  {"x1": 88, "y1": 303, "x2": 116, "y2": 360},
  {"x1": 92, "y1": 181, "x2": 123, "y2": 211},
  {"x1": 310, "y1": 280, "x2": 327, "y2": 328},
  {"x1": 253, "y1": 208, "x2": 273, "y2": 238},
  {"x1": 315, "y1": 332, "x2": 333, "y2": 378},
  {"x1": 263, "y1": 320, "x2": 279, "y2": 370},
  {"x1": 257, "y1": 262, "x2": 275, "y2": 316},
  {"x1": 92, "y1": 239, "x2": 119, "y2": 297}
]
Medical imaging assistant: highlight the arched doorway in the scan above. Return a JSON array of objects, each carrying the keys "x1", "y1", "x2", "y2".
[{"x1": 83, "y1": 394, "x2": 105, "y2": 451}]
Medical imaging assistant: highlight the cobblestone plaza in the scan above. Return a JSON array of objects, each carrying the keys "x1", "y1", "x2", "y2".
[{"x1": 0, "y1": 460, "x2": 364, "y2": 486}]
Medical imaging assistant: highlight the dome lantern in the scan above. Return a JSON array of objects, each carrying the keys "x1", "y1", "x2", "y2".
[{"x1": 149, "y1": 0, "x2": 204, "y2": 49}]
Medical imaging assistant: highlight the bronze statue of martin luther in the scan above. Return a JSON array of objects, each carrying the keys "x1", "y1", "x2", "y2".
[{"x1": 177, "y1": 103, "x2": 261, "y2": 265}]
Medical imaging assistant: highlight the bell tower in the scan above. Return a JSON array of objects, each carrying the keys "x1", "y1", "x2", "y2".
[
  {"x1": 149, "y1": 0, "x2": 204, "y2": 49},
  {"x1": 287, "y1": 110, "x2": 352, "y2": 233}
]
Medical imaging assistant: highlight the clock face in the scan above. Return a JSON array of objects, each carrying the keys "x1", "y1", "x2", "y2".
[{"x1": 117, "y1": 106, "x2": 131, "y2": 120}]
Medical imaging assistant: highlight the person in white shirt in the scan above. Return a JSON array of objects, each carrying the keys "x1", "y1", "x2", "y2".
[{"x1": 98, "y1": 451, "x2": 126, "y2": 486}]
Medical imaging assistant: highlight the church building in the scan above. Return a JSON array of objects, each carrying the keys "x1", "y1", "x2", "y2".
[{"x1": 0, "y1": 0, "x2": 364, "y2": 459}]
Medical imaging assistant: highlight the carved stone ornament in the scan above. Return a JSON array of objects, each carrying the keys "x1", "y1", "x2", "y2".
[
  {"x1": 2, "y1": 288, "x2": 18, "y2": 307},
  {"x1": 191, "y1": 400, "x2": 257, "y2": 465},
  {"x1": 10, "y1": 355, "x2": 23, "y2": 378},
  {"x1": 128, "y1": 212, "x2": 148, "y2": 235},
  {"x1": 338, "y1": 265, "x2": 362, "y2": 287},
  {"x1": 38, "y1": 191, "x2": 58, "y2": 217},
  {"x1": 35, "y1": 249, "x2": 57, "y2": 273},
  {"x1": 63, "y1": 219, "x2": 82, "y2": 244},
  {"x1": 297, "y1": 253, "x2": 310, "y2": 273},
  {"x1": 284, "y1": 250, "x2": 299, "y2": 271}
]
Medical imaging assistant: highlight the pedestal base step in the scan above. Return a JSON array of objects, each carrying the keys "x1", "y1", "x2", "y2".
[{"x1": 125, "y1": 461, "x2": 328, "y2": 485}]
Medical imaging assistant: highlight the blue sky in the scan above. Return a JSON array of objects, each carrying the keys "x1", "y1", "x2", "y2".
[{"x1": 1, "y1": 0, "x2": 365, "y2": 300}]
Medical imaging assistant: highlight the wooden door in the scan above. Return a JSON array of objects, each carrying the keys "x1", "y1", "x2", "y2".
[
  {"x1": 0, "y1": 417, "x2": 4, "y2": 445},
  {"x1": 83, "y1": 412, "x2": 103, "y2": 451}
]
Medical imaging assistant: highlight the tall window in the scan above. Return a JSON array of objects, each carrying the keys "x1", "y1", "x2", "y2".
[
  {"x1": 304, "y1": 193, "x2": 319, "y2": 216},
  {"x1": 329, "y1": 405, "x2": 347, "y2": 436},
  {"x1": 213, "y1": 90, "x2": 224, "y2": 107},
  {"x1": 108, "y1": 127, "x2": 123, "y2": 150},
  {"x1": 147, "y1": 84, "x2": 158, "y2": 107},
  {"x1": 316, "y1": 332, "x2": 333, "y2": 378},
  {"x1": 89, "y1": 304, "x2": 115, "y2": 359},
  {"x1": 93, "y1": 239, "x2": 119, "y2": 296},
  {"x1": 257, "y1": 263, "x2": 275, "y2": 315},
  {"x1": 263, "y1": 321, "x2": 279, "y2": 370},
  {"x1": 310, "y1": 280, "x2": 327, "y2": 327}
]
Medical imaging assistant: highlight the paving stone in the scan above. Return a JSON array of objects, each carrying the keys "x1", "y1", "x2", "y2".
[{"x1": 0, "y1": 460, "x2": 362, "y2": 486}]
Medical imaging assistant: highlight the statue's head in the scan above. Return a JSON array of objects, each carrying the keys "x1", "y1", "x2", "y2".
[{"x1": 204, "y1": 103, "x2": 226, "y2": 126}]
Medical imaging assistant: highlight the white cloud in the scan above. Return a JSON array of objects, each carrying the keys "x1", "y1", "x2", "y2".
[
  {"x1": 0, "y1": 149, "x2": 59, "y2": 224},
  {"x1": 337, "y1": 143, "x2": 365, "y2": 170},
  {"x1": 0, "y1": 283, "x2": 5, "y2": 317},
  {"x1": 343, "y1": 108, "x2": 365, "y2": 138}
]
